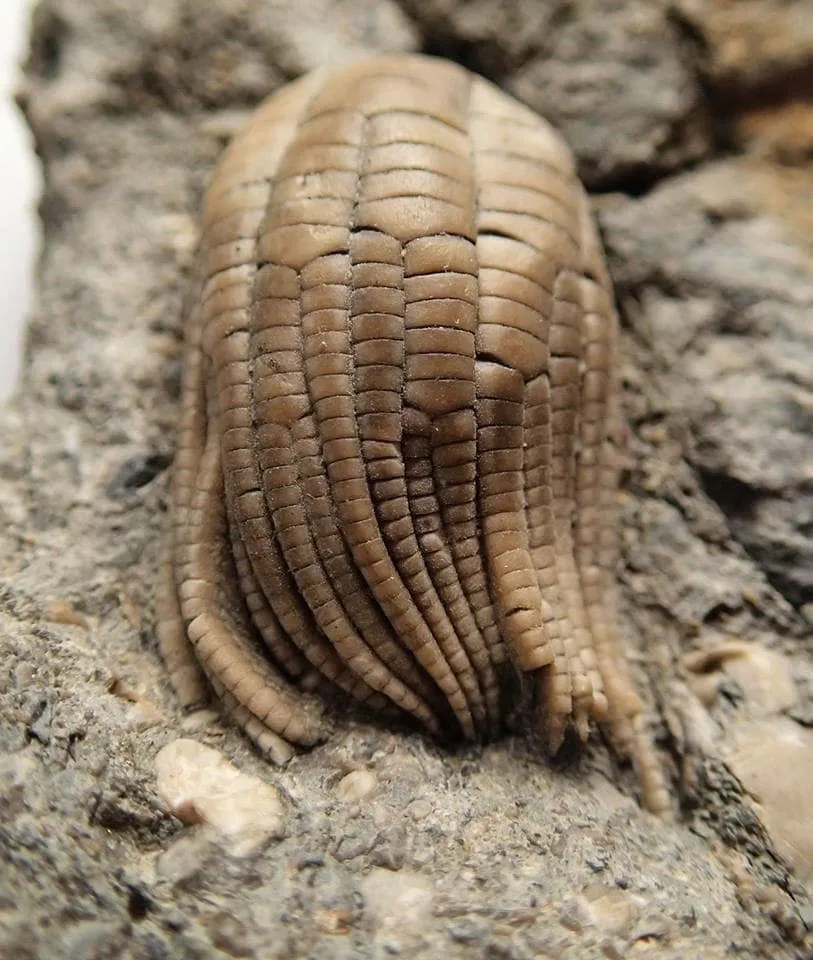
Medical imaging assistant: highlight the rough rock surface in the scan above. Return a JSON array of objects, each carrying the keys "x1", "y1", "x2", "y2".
[{"x1": 1, "y1": 0, "x2": 812, "y2": 957}]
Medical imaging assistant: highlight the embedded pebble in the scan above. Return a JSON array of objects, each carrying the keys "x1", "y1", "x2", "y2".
[
  {"x1": 202, "y1": 910, "x2": 256, "y2": 958},
  {"x1": 361, "y1": 868, "x2": 433, "y2": 947},
  {"x1": 313, "y1": 906, "x2": 355, "y2": 936},
  {"x1": 406, "y1": 798, "x2": 433, "y2": 822},
  {"x1": 685, "y1": 640, "x2": 813, "y2": 891},
  {"x1": 130, "y1": 700, "x2": 162, "y2": 731},
  {"x1": 180, "y1": 709, "x2": 222, "y2": 733},
  {"x1": 446, "y1": 916, "x2": 489, "y2": 944},
  {"x1": 333, "y1": 830, "x2": 377, "y2": 863},
  {"x1": 155, "y1": 830, "x2": 219, "y2": 886},
  {"x1": 44, "y1": 599, "x2": 89, "y2": 628},
  {"x1": 335, "y1": 769, "x2": 378, "y2": 803},
  {"x1": 720, "y1": 644, "x2": 798, "y2": 716},
  {"x1": 155, "y1": 739, "x2": 285, "y2": 856},
  {"x1": 579, "y1": 884, "x2": 636, "y2": 937},
  {"x1": 558, "y1": 900, "x2": 586, "y2": 933},
  {"x1": 728, "y1": 717, "x2": 813, "y2": 890},
  {"x1": 684, "y1": 641, "x2": 797, "y2": 717},
  {"x1": 13, "y1": 662, "x2": 35, "y2": 688},
  {"x1": 370, "y1": 824, "x2": 407, "y2": 870}
]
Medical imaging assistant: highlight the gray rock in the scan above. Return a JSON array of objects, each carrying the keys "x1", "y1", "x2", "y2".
[{"x1": 2, "y1": 1, "x2": 811, "y2": 957}]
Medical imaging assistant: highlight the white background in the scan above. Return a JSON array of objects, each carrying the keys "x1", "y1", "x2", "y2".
[{"x1": 0, "y1": 0, "x2": 39, "y2": 401}]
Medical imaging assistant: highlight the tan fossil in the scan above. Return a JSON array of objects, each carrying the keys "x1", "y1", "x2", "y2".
[{"x1": 155, "y1": 54, "x2": 669, "y2": 814}]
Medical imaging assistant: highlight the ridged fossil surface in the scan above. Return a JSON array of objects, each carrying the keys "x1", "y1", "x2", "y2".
[{"x1": 156, "y1": 54, "x2": 669, "y2": 814}]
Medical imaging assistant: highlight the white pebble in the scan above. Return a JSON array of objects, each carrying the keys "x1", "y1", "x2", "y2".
[
  {"x1": 361, "y1": 868, "x2": 433, "y2": 945},
  {"x1": 155, "y1": 738, "x2": 284, "y2": 856},
  {"x1": 335, "y1": 769, "x2": 378, "y2": 803}
]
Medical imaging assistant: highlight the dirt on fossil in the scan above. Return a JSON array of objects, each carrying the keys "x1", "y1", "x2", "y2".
[{"x1": 1, "y1": 1, "x2": 812, "y2": 958}]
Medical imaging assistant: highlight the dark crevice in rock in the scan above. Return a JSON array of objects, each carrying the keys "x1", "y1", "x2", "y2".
[
  {"x1": 715, "y1": 60, "x2": 813, "y2": 114},
  {"x1": 591, "y1": 156, "x2": 702, "y2": 199},
  {"x1": 667, "y1": 5, "x2": 733, "y2": 154},
  {"x1": 672, "y1": 2, "x2": 813, "y2": 111},
  {"x1": 696, "y1": 469, "x2": 761, "y2": 523},
  {"x1": 106, "y1": 453, "x2": 172, "y2": 500},
  {"x1": 125, "y1": 883, "x2": 153, "y2": 922},
  {"x1": 404, "y1": 23, "x2": 512, "y2": 83},
  {"x1": 22, "y1": 5, "x2": 66, "y2": 84},
  {"x1": 669, "y1": 4, "x2": 813, "y2": 157},
  {"x1": 392, "y1": 0, "x2": 548, "y2": 82},
  {"x1": 698, "y1": 468, "x2": 813, "y2": 609},
  {"x1": 751, "y1": 543, "x2": 813, "y2": 611}
]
